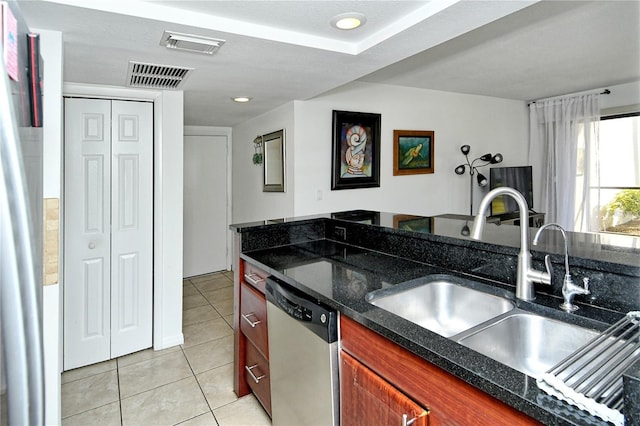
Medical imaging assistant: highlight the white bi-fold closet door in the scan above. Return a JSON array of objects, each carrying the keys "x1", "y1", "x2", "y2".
[{"x1": 64, "y1": 98, "x2": 153, "y2": 370}]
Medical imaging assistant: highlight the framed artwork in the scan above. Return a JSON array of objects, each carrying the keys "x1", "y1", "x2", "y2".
[
  {"x1": 393, "y1": 215, "x2": 433, "y2": 235},
  {"x1": 393, "y1": 130, "x2": 434, "y2": 175},
  {"x1": 331, "y1": 110, "x2": 381, "y2": 190},
  {"x1": 262, "y1": 129, "x2": 286, "y2": 192}
]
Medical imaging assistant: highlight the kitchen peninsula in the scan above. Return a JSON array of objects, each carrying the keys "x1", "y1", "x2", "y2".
[{"x1": 231, "y1": 210, "x2": 640, "y2": 425}]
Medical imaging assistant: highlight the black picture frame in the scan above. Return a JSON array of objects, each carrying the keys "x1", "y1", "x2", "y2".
[{"x1": 331, "y1": 110, "x2": 381, "y2": 190}]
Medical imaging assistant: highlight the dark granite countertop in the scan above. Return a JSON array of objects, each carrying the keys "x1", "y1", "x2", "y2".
[
  {"x1": 231, "y1": 210, "x2": 640, "y2": 269},
  {"x1": 239, "y1": 239, "x2": 633, "y2": 426},
  {"x1": 231, "y1": 210, "x2": 640, "y2": 425}
]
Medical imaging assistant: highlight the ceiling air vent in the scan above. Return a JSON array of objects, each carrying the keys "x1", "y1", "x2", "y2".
[
  {"x1": 127, "y1": 61, "x2": 193, "y2": 90},
  {"x1": 160, "y1": 30, "x2": 225, "y2": 55}
]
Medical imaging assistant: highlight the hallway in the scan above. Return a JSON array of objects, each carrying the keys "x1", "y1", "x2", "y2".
[{"x1": 60, "y1": 271, "x2": 272, "y2": 425}]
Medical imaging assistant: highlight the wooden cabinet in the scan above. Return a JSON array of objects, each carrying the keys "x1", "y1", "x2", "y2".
[
  {"x1": 341, "y1": 350, "x2": 429, "y2": 426},
  {"x1": 243, "y1": 262, "x2": 267, "y2": 293},
  {"x1": 244, "y1": 336, "x2": 271, "y2": 413},
  {"x1": 234, "y1": 260, "x2": 271, "y2": 416},
  {"x1": 240, "y1": 282, "x2": 268, "y2": 357},
  {"x1": 340, "y1": 316, "x2": 541, "y2": 426}
]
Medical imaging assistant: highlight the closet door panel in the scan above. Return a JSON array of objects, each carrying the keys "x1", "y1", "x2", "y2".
[
  {"x1": 64, "y1": 98, "x2": 112, "y2": 370},
  {"x1": 110, "y1": 100, "x2": 153, "y2": 358}
]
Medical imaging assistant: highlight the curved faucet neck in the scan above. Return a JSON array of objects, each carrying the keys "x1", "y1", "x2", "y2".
[
  {"x1": 471, "y1": 187, "x2": 547, "y2": 301},
  {"x1": 533, "y1": 223, "x2": 570, "y2": 277},
  {"x1": 472, "y1": 187, "x2": 530, "y2": 250}
]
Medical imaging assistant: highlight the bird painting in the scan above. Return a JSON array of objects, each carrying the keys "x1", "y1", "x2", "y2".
[
  {"x1": 402, "y1": 143, "x2": 423, "y2": 166},
  {"x1": 393, "y1": 130, "x2": 434, "y2": 176}
]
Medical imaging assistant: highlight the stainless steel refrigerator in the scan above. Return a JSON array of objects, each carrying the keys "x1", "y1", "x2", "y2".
[{"x1": 0, "y1": 1, "x2": 45, "y2": 424}]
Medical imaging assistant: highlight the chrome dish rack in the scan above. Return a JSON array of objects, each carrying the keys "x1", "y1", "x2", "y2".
[{"x1": 537, "y1": 311, "x2": 640, "y2": 426}]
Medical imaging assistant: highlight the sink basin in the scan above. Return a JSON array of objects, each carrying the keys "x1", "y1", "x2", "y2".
[
  {"x1": 366, "y1": 276, "x2": 515, "y2": 337},
  {"x1": 457, "y1": 312, "x2": 600, "y2": 378}
]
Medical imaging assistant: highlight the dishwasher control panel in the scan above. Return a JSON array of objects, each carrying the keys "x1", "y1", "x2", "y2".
[
  {"x1": 266, "y1": 276, "x2": 338, "y2": 343},
  {"x1": 273, "y1": 291, "x2": 312, "y2": 322}
]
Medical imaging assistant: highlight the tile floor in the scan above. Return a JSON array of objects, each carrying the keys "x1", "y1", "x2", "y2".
[{"x1": 61, "y1": 271, "x2": 272, "y2": 426}]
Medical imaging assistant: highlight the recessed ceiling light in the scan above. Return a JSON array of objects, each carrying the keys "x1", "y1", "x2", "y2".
[
  {"x1": 331, "y1": 12, "x2": 366, "y2": 30},
  {"x1": 232, "y1": 97, "x2": 251, "y2": 103}
]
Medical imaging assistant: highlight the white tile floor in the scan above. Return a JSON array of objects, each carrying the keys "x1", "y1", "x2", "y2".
[{"x1": 61, "y1": 271, "x2": 272, "y2": 426}]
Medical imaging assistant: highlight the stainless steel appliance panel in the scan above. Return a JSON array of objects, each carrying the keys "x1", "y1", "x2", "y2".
[{"x1": 266, "y1": 277, "x2": 339, "y2": 426}]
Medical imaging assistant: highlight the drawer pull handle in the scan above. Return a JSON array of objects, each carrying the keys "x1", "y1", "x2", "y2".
[
  {"x1": 244, "y1": 273, "x2": 265, "y2": 287},
  {"x1": 241, "y1": 312, "x2": 261, "y2": 328},
  {"x1": 245, "y1": 364, "x2": 265, "y2": 383},
  {"x1": 402, "y1": 410, "x2": 429, "y2": 426},
  {"x1": 402, "y1": 414, "x2": 417, "y2": 426}
]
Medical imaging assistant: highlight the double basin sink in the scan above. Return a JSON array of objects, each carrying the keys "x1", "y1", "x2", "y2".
[{"x1": 366, "y1": 274, "x2": 601, "y2": 378}]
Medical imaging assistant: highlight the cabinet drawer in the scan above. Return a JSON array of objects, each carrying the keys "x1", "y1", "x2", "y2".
[
  {"x1": 243, "y1": 262, "x2": 267, "y2": 293},
  {"x1": 245, "y1": 341, "x2": 272, "y2": 416},
  {"x1": 240, "y1": 281, "x2": 269, "y2": 358}
]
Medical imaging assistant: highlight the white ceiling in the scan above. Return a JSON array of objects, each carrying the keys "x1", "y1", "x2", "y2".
[{"x1": 18, "y1": 1, "x2": 640, "y2": 127}]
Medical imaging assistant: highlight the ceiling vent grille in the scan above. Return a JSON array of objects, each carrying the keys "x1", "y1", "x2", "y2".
[
  {"x1": 160, "y1": 31, "x2": 225, "y2": 55},
  {"x1": 127, "y1": 61, "x2": 193, "y2": 90}
]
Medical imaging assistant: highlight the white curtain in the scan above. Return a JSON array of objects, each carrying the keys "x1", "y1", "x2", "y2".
[{"x1": 529, "y1": 94, "x2": 600, "y2": 232}]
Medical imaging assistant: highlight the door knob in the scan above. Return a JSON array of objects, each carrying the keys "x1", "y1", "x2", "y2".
[{"x1": 88, "y1": 242, "x2": 96, "y2": 249}]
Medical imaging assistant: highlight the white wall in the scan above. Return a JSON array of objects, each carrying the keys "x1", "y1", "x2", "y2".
[
  {"x1": 37, "y1": 27, "x2": 63, "y2": 426},
  {"x1": 153, "y1": 90, "x2": 185, "y2": 349},
  {"x1": 230, "y1": 81, "x2": 639, "y2": 224},
  {"x1": 232, "y1": 102, "x2": 295, "y2": 223},
  {"x1": 293, "y1": 82, "x2": 529, "y2": 217},
  {"x1": 600, "y1": 81, "x2": 640, "y2": 114}
]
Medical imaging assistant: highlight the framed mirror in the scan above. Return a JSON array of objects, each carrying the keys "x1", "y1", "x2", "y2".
[{"x1": 263, "y1": 129, "x2": 286, "y2": 192}]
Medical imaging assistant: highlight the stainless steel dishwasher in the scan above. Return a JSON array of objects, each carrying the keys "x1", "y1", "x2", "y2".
[{"x1": 265, "y1": 276, "x2": 339, "y2": 425}]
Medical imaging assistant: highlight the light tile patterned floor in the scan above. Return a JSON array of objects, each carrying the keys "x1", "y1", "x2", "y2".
[{"x1": 61, "y1": 271, "x2": 272, "y2": 426}]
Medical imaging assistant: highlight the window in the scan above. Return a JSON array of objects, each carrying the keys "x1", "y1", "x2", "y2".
[{"x1": 590, "y1": 113, "x2": 640, "y2": 236}]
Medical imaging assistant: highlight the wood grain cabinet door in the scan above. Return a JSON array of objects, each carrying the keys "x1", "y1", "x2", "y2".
[
  {"x1": 245, "y1": 340, "x2": 271, "y2": 416},
  {"x1": 240, "y1": 281, "x2": 269, "y2": 359},
  {"x1": 341, "y1": 350, "x2": 429, "y2": 426}
]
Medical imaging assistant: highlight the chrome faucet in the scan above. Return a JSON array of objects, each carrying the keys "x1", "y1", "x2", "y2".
[
  {"x1": 533, "y1": 223, "x2": 590, "y2": 312},
  {"x1": 471, "y1": 187, "x2": 551, "y2": 301}
]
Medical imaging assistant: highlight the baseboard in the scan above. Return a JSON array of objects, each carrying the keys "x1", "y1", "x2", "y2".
[{"x1": 155, "y1": 333, "x2": 184, "y2": 351}]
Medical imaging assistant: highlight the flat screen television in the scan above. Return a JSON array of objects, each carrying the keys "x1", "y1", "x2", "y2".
[{"x1": 489, "y1": 166, "x2": 534, "y2": 216}]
